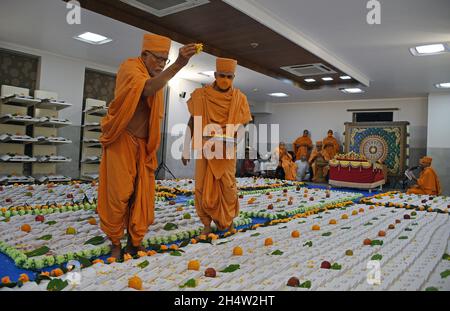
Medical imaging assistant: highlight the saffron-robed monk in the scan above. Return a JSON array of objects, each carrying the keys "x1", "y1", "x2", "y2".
[
  {"x1": 98, "y1": 34, "x2": 197, "y2": 258},
  {"x1": 182, "y1": 58, "x2": 252, "y2": 235}
]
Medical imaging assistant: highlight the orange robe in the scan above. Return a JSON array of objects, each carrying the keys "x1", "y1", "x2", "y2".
[
  {"x1": 98, "y1": 57, "x2": 164, "y2": 246},
  {"x1": 322, "y1": 136, "x2": 340, "y2": 159},
  {"x1": 293, "y1": 136, "x2": 313, "y2": 160},
  {"x1": 407, "y1": 167, "x2": 441, "y2": 195},
  {"x1": 276, "y1": 147, "x2": 297, "y2": 181},
  {"x1": 188, "y1": 85, "x2": 252, "y2": 230},
  {"x1": 309, "y1": 149, "x2": 330, "y2": 180}
]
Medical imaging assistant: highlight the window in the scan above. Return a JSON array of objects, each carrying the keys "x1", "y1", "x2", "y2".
[{"x1": 353, "y1": 111, "x2": 394, "y2": 122}]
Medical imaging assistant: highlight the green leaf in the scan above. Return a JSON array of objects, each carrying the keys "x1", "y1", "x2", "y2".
[
  {"x1": 179, "y1": 278, "x2": 197, "y2": 288},
  {"x1": 84, "y1": 236, "x2": 106, "y2": 245},
  {"x1": 250, "y1": 233, "x2": 261, "y2": 237},
  {"x1": 398, "y1": 236, "x2": 409, "y2": 240},
  {"x1": 331, "y1": 263, "x2": 342, "y2": 270},
  {"x1": 170, "y1": 251, "x2": 182, "y2": 256},
  {"x1": 47, "y1": 279, "x2": 68, "y2": 291},
  {"x1": 25, "y1": 246, "x2": 50, "y2": 257},
  {"x1": 321, "y1": 232, "x2": 332, "y2": 237},
  {"x1": 425, "y1": 287, "x2": 439, "y2": 291},
  {"x1": 371, "y1": 240, "x2": 384, "y2": 246},
  {"x1": 440, "y1": 270, "x2": 450, "y2": 279},
  {"x1": 303, "y1": 241, "x2": 313, "y2": 247},
  {"x1": 179, "y1": 240, "x2": 189, "y2": 248},
  {"x1": 299, "y1": 280, "x2": 311, "y2": 288},
  {"x1": 364, "y1": 222, "x2": 373, "y2": 226},
  {"x1": 341, "y1": 227, "x2": 351, "y2": 230},
  {"x1": 37, "y1": 234, "x2": 52, "y2": 241},
  {"x1": 271, "y1": 250, "x2": 284, "y2": 255},
  {"x1": 298, "y1": 221, "x2": 306, "y2": 224},
  {"x1": 371, "y1": 254, "x2": 383, "y2": 261},
  {"x1": 220, "y1": 264, "x2": 240, "y2": 273},
  {"x1": 45, "y1": 221, "x2": 57, "y2": 226},
  {"x1": 163, "y1": 223, "x2": 178, "y2": 231},
  {"x1": 148, "y1": 244, "x2": 161, "y2": 251},
  {"x1": 405, "y1": 228, "x2": 413, "y2": 232},
  {"x1": 76, "y1": 217, "x2": 91, "y2": 222},
  {"x1": 76, "y1": 255, "x2": 93, "y2": 268},
  {"x1": 217, "y1": 240, "x2": 232, "y2": 245},
  {"x1": 441, "y1": 253, "x2": 450, "y2": 260},
  {"x1": 35, "y1": 274, "x2": 51, "y2": 285},
  {"x1": 137, "y1": 260, "x2": 149, "y2": 269},
  {"x1": 278, "y1": 226, "x2": 287, "y2": 229}
]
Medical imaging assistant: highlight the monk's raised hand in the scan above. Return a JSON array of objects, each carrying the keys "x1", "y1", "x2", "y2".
[{"x1": 175, "y1": 43, "x2": 197, "y2": 66}]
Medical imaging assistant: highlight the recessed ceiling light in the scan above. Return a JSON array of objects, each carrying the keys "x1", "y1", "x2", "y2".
[
  {"x1": 74, "y1": 32, "x2": 112, "y2": 45},
  {"x1": 410, "y1": 43, "x2": 449, "y2": 56},
  {"x1": 340, "y1": 75, "x2": 352, "y2": 80},
  {"x1": 435, "y1": 82, "x2": 450, "y2": 89},
  {"x1": 252, "y1": 88, "x2": 259, "y2": 92},
  {"x1": 268, "y1": 92, "x2": 289, "y2": 97},
  {"x1": 322, "y1": 77, "x2": 333, "y2": 81},
  {"x1": 198, "y1": 71, "x2": 214, "y2": 77},
  {"x1": 304, "y1": 78, "x2": 316, "y2": 83},
  {"x1": 340, "y1": 88, "x2": 364, "y2": 94}
]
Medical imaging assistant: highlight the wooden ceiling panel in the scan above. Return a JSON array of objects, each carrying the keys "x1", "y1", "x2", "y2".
[{"x1": 72, "y1": 0, "x2": 359, "y2": 90}]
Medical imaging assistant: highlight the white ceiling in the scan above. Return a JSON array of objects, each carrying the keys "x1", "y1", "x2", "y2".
[{"x1": 0, "y1": 0, "x2": 449, "y2": 104}]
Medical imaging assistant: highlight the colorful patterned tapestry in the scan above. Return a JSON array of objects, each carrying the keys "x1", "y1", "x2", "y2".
[{"x1": 344, "y1": 122, "x2": 409, "y2": 177}]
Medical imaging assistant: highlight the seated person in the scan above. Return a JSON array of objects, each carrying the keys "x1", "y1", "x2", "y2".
[
  {"x1": 241, "y1": 151, "x2": 256, "y2": 177},
  {"x1": 275, "y1": 142, "x2": 297, "y2": 181},
  {"x1": 295, "y1": 155, "x2": 310, "y2": 181},
  {"x1": 407, "y1": 156, "x2": 441, "y2": 195},
  {"x1": 308, "y1": 141, "x2": 330, "y2": 183}
]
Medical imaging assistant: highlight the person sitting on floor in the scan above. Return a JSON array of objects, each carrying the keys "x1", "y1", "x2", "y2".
[{"x1": 407, "y1": 156, "x2": 441, "y2": 195}]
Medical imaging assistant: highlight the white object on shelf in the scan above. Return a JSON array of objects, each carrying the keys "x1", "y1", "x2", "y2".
[
  {"x1": 84, "y1": 106, "x2": 108, "y2": 117},
  {"x1": 1, "y1": 85, "x2": 29, "y2": 97},
  {"x1": 83, "y1": 122, "x2": 101, "y2": 132},
  {"x1": 0, "y1": 175, "x2": 35, "y2": 184},
  {"x1": 0, "y1": 154, "x2": 37, "y2": 162},
  {"x1": 81, "y1": 156, "x2": 101, "y2": 164},
  {"x1": 0, "y1": 114, "x2": 41, "y2": 125},
  {"x1": 36, "y1": 155, "x2": 72, "y2": 163},
  {"x1": 35, "y1": 136, "x2": 72, "y2": 145},
  {"x1": 36, "y1": 175, "x2": 71, "y2": 183},
  {"x1": 0, "y1": 95, "x2": 42, "y2": 107},
  {"x1": 36, "y1": 116, "x2": 72, "y2": 128},
  {"x1": 0, "y1": 133, "x2": 38, "y2": 144}
]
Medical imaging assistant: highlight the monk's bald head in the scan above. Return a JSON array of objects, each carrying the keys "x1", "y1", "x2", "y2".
[{"x1": 303, "y1": 130, "x2": 309, "y2": 136}]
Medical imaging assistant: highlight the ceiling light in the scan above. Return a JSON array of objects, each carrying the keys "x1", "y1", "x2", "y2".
[
  {"x1": 74, "y1": 32, "x2": 112, "y2": 45},
  {"x1": 410, "y1": 43, "x2": 449, "y2": 56},
  {"x1": 322, "y1": 77, "x2": 333, "y2": 81},
  {"x1": 304, "y1": 78, "x2": 316, "y2": 83},
  {"x1": 435, "y1": 82, "x2": 450, "y2": 89},
  {"x1": 340, "y1": 75, "x2": 352, "y2": 80},
  {"x1": 268, "y1": 92, "x2": 289, "y2": 97},
  {"x1": 340, "y1": 88, "x2": 364, "y2": 94},
  {"x1": 198, "y1": 71, "x2": 214, "y2": 77}
]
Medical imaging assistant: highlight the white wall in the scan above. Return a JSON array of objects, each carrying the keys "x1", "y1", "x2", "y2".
[
  {"x1": 427, "y1": 93, "x2": 450, "y2": 195},
  {"x1": 163, "y1": 78, "x2": 202, "y2": 179},
  {"x1": 253, "y1": 97, "x2": 428, "y2": 150}
]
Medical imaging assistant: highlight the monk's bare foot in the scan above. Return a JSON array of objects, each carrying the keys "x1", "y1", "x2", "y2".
[
  {"x1": 125, "y1": 238, "x2": 146, "y2": 256},
  {"x1": 110, "y1": 244, "x2": 122, "y2": 259},
  {"x1": 201, "y1": 226, "x2": 212, "y2": 235}
]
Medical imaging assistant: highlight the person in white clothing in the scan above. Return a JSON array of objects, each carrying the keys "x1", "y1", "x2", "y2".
[{"x1": 295, "y1": 155, "x2": 310, "y2": 181}]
